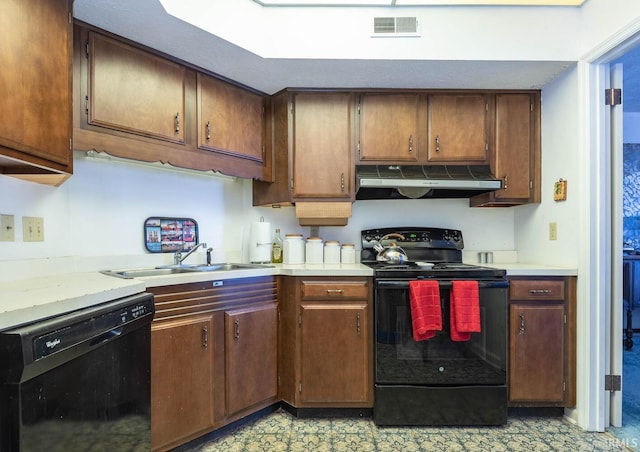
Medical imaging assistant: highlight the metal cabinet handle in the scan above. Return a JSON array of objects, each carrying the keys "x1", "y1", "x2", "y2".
[
  {"x1": 519, "y1": 313, "x2": 525, "y2": 335},
  {"x1": 326, "y1": 289, "x2": 344, "y2": 295},
  {"x1": 234, "y1": 319, "x2": 240, "y2": 341},
  {"x1": 202, "y1": 325, "x2": 209, "y2": 348},
  {"x1": 175, "y1": 112, "x2": 181, "y2": 134},
  {"x1": 340, "y1": 172, "x2": 345, "y2": 192},
  {"x1": 529, "y1": 289, "x2": 551, "y2": 295},
  {"x1": 356, "y1": 313, "x2": 361, "y2": 334},
  {"x1": 503, "y1": 175, "x2": 509, "y2": 191},
  {"x1": 206, "y1": 121, "x2": 211, "y2": 141},
  {"x1": 409, "y1": 135, "x2": 414, "y2": 153},
  {"x1": 435, "y1": 135, "x2": 440, "y2": 152}
]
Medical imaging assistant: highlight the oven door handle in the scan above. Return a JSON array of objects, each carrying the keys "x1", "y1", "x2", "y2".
[{"x1": 376, "y1": 280, "x2": 509, "y2": 289}]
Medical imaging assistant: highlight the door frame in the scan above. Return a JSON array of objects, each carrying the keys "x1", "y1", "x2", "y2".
[{"x1": 580, "y1": 24, "x2": 640, "y2": 431}]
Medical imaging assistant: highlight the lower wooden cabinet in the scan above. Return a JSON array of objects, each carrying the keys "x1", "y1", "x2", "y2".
[
  {"x1": 151, "y1": 315, "x2": 214, "y2": 450},
  {"x1": 148, "y1": 277, "x2": 278, "y2": 452},
  {"x1": 225, "y1": 303, "x2": 278, "y2": 417},
  {"x1": 280, "y1": 276, "x2": 373, "y2": 408},
  {"x1": 508, "y1": 276, "x2": 576, "y2": 407}
]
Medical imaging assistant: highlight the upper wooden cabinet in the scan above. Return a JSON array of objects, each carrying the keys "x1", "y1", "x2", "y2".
[
  {"x1": 471, "y1": 92, "x2": 541, "y2": 207},
  {"x1": 74, "y1": 24, "x2": 268, "y2": 180},
  {"x1": 88, "y1": 31, "x2": 186, "y2": 144},
  {"x1": 253, "y1": 90, "x2": 355, "y2": 205},
  {"x1": 358, "y1": 93, "x2": 423, "y2": 162},
  {"x1": 427, "y1": 94, "x2": 490, "y2": 163},
  {"x1": 197, "y1": 73, "x2": 264, "y2": 163},
  {"x1": 0, "y1": 0, "x2": 73, "y2": 186}
]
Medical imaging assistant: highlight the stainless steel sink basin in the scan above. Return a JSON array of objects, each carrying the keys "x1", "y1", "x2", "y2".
[{"x1": 101, "y1": 263, "x2": 274, "y2": 279}]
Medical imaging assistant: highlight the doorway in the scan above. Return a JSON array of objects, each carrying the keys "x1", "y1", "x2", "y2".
[{"x1": 606, "y1": 46, "x2": 640, "y2": 448}]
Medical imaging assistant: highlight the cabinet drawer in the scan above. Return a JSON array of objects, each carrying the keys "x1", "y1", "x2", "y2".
[
  {"x1": 510, "y1": 279, "x2": 565, "y2": 301},
  {"x1": 301, "y1": 280, "x2": 369, "y2": 300}
]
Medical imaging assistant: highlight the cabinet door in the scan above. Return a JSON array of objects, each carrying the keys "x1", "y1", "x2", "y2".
[
  {"x1": 300, "y1": 302, "x2": 369, "y2": 404},
  {"x1": 509, "y1": 304, "x2": 565, "y2": 402},
  {"x1": 197, "y1": 73, "x2": 264, "y2": 162},
  {"x1": 151, "y1": 315, "x2": 214, "y2": 450},
  {"x1": 427, "y1": 94, "x2": 488, "y2": 163},
  {"x1": 292, "y1": 92, "x2": 353, "y2": 199},
  {"x1": 359, "y1": 93, "x2": 421, "y2": 162},
  {"x1": 494, "y1": 94, "x2": 532, "y2": 200},
  {"x1": 0, "y1": 0, "x2": 72, "y2": 174},
  {"x1": 88, "y1": 31, "x2": 186, "y2": 144},
  {"x1": 225, "y1": 303, "x2": 278, "y2": 417}
]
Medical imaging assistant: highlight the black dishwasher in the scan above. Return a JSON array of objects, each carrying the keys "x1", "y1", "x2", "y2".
[{"x1": 0, "y1": 292, "x2": 154, "y2": 451}]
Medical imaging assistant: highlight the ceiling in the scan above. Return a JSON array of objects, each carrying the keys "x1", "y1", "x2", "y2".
[
  {"x1": 73, "y1": 0, "x2": 640, "y2": 111},
  {"x1": 73, "y1": 0, "x2": 582, "y2": 96}
]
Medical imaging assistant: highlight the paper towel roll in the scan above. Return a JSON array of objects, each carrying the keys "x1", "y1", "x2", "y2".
[{"x1": 250, "y1": 221, "x2": 272, "y2": 263}]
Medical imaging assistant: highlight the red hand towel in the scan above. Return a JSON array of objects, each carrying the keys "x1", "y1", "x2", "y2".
[
  {"x1": 450, "y1": 280, "x2": 481, "y2": 342},
  {"x1": 409, "y1": 280, "x2": 442, "y2": 341}
]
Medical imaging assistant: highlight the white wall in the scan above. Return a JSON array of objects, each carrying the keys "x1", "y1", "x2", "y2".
[
  {"x1": 0, "y1": 151, "x2": 515, "y2": 281},
  {"x1": 514, "y1": 66, "x2": 581, "y2": 267}
]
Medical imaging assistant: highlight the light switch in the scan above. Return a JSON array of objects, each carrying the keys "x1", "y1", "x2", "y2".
[
  {"x1": 23, "y1": 216, "x2": 44, "y2": 242},
  {"x1": 0, "y1": 214, "x2": 15, "y2": 241},
  {"x1": 549, "y1": 222, "x2": 558, "y2": 241}
]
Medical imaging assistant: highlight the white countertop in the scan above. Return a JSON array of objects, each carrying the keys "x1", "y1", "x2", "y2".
[
  {"x1": 0, "y1": 262, "x2": 576, "y2": 331},
  {"x1": 0, "y1": 272, "x2": 146, "y2": 331}
]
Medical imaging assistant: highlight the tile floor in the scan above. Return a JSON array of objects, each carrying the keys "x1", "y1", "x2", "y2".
[
  {"x1": 180, "y1": 334, "x2": 640, "y2": 452},
  {"x1": 180, "y1": 409, "x2": 631, "y2": 452}
]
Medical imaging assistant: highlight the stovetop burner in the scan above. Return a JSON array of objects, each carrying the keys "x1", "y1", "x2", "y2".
[{"x1": 361, "y1": 227, "x2": 505, "y2": 279}]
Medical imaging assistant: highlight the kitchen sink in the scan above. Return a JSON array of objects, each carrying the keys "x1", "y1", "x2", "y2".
[{"x1": 101, "y1": 263, "x2": 274, "y2": 279}]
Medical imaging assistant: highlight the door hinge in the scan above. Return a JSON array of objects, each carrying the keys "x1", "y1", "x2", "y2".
[
  {"x1": 84, "y1": 96, "x2": 89, "y2": 115},
  {"x1": 357, "y1": 102, "x2": 361, "y2": 115},
  {"x1": 299, "y1": 382, "x2": 302, "y2": 394},
  {"x1": 68, "y1": 12, "x2": 72, "y2": 24},
  {"x1": 298, "y1": 313, "x2": 302, "y2": 327},
  {"x1": 278, "y1": 375, "x2": 281, "y2": 387},
  {"x1": 605, "y1": 88, "x2": 622, "y2": 106},
  {"x1": 605, "y1": 374, "x2": 621, "y2": 392},
  {"x1": 85, "y1": 40, "x2": 89, "y2": 59},
  {"x1": 69, "y1": 138, "x2": 73, "y2": 151},
  {"x1": 564, "y1": 314, "x2": 567, "y2": 324}
]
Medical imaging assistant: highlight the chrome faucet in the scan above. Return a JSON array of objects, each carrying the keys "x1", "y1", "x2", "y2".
[{"x1": 174, "y1": 242, "x2": 207, "y2": 265}]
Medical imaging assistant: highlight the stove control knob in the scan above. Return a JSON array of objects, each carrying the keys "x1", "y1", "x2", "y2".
[{"x1": 438, "y1": 366, "x2": 445, "y2": 372}]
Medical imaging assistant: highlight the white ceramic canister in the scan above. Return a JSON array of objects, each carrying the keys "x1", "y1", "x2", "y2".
[
  {"x1": 324, "y1": 240, "x2": 341, "y2": 264},
  {"x1": 283, "y1": 234, "x2": 305, "y2": 264},
  {"x1": 341, "y1": 243, "x2": 356, "y2": 264},
  {"x1": 305, "y1": 237, "x2": 324, "y2": 264}
]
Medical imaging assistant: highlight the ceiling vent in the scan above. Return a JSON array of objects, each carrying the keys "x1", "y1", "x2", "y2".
[{"x1": 372, "y1": 17, "x2": 420, "y2": 37}]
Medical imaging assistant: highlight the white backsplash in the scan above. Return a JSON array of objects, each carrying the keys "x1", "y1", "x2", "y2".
[{"x1": 0, "y1": 152, "x2": 516, "y2": 281}]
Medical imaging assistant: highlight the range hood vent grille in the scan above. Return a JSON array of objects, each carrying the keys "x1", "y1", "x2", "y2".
[
  {"x1": 373, "y1": 17, "x2": 419, "y2": 36},
  {"x1": 356, "y1": 165, "x2": 502, "y2": 200}
]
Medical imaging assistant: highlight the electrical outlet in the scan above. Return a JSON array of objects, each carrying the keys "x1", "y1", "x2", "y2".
[
  {"x1": 549, "y1": 222, "x2": 558, "y2": 241},
  {"x1": 0, "y1": 214, "x2": 15, "y2": 241},
  {"x1": 23, "y1": 216, "x2": 44, "y2": 242},
  {"x1": 310, "y1": 226, "x2": 320, "y2": 238}
]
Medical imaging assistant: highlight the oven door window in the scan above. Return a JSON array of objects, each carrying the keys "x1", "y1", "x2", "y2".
[{"x1": 375, "y1": 281, "x2": 507, "y2": 386}]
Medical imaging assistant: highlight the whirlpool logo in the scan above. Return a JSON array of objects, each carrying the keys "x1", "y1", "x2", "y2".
[{"x1": 45, "y1": 338, "x2": 61, "y2": 349}]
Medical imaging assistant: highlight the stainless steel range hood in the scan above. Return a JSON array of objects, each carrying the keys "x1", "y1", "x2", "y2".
[{"x1": 356, "y1": 165, "x2": 502, "y2": 200}]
